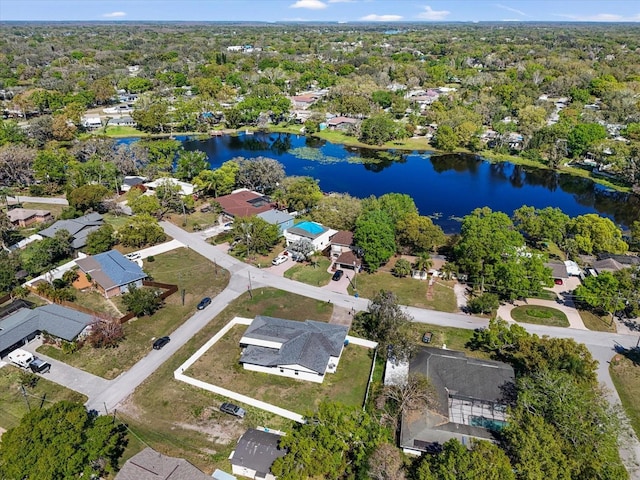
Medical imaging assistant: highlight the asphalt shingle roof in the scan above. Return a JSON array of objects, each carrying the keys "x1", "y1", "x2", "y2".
[
  {"x1": 0, "y1": 304, "x2": 95, "y2": 353},
  {"x1": 38, "y1": 212, "x2": 104, "y2": 249},
  {"x1": 75, "y1": 250, "x2": 146, "y2": 291},
  {"x1": 230, "y1": 429, "x2": 287, "y2": 476},
  {"x1": 257, "y1": 209, "x2": 293, "y2": 225},
  {"x1": 116, "y1": 447, "x2": 210, "y2": 480},
  {"x1": 240, "y1": 316, "x2": 348, "y2": 374}
]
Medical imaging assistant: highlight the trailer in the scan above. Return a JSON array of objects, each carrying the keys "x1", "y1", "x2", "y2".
[{"x1": 7, "y1": 348, "x2": 51, "y2": 373}]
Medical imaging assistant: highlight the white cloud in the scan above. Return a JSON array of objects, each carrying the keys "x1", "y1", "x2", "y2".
[
  {"x1": 494, "y1": 3, "x2": 526, "y2": 17},
  {"x1": 328, "y1": 0, "x2": 356, "y2": 3},
  {"x1": 416, "y1": 5, "x2": 450, "y2": 20},
  {"x1": 360, "y1": 14, "x2": 403, "y2": 21},
  {"x1": 102, "y1": 11, "x2": 126, "y2": 18},
  {"x1": 290, "y1": 0, "x2": 327, "y2": 9},
  {"x1": 554, "y1": 12, "x2": 640, "y2": 22}
]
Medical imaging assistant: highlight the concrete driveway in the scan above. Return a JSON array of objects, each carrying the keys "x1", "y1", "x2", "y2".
[
  {"x1": 265, "y1": 255, "x2": 296, "y2": 276},
  {"x1": 497, "y1": 298, "x2": 587, "y2": 330}
]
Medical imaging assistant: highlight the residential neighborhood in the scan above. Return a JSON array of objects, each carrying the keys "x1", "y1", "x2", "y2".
[{"x1": 1, "y1": 7, "x2": 640, "y2": 480}]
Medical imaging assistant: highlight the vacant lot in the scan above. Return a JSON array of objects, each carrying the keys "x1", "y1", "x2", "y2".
[
  {"x1": 119, "y1": 288, "x2": 333, "y2": 473},
  {"x1": 38, "y1": 248, "x2": 229, "y2": 378},
  {"x1": 610, "y1": 351, "x2": 640, "y2": 438},
  {"x1": 510, "y1": 305, "x2": 569, "y2": 327},
  {"x1": 0, "y1": 366, "x2": 87, "y2": 430},
  {"x1": 189, "y1": 325, "x2": 372, "y2": 413},
  {"x1": 348, "y1": 272, "x2": 458, "y2": 312}
]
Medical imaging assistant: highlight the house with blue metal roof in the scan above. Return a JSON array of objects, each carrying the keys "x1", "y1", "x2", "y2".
[{"x1": 75, "y1": 250, "x2": 147, "y2": 298}]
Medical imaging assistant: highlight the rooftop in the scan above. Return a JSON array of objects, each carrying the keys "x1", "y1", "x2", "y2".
[
  {"x1": 215, "y1": 189, "x2": 273, "y2": 218},
  {"x1": 38, "y1": 212, "x2": 104, "y2": 249},
  {"x1": 286, "y1": 221, "x2": 329, "y2": 240},
  {"x1": 116, "y1": 447, "x2": 210, "y2": 480},
  {"x1": 75, "y1": 250, "x2": 146, "y2": 291},
  {"x1": 330, "y1": 230, "x2": 354, "y2": 246},
  {"x1": 230, "y1": 429, "x2": 287, "y2": 477},
  {"x1": 7, "y1": 208, "x2": 51, "y2": 222},
  {"x1": 257, "y1": 209, "x2": 294, "y2": 225}
]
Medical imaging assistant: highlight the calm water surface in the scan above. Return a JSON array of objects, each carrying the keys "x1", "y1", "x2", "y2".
[{"x1": 133, "y1": 132, "x2": 639, "y2": 233}]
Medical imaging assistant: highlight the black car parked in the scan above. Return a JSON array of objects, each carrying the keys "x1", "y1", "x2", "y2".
[
  {"x1": 152, "y1": 336, "x2": 170, "y2": 350},
  {"x1": 197, "y1": 297, "x2": 212, "y2": 310},
  {"x1": 332, "y1": 270, "x2": 344, "y2": 281}
]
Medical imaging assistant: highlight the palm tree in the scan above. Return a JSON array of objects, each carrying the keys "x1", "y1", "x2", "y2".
[
  {"x1": 441, "y1": 262, "x2": 457, "y2": 281},
  {"x1": 412, "y1": 253, "x2": 432, "y2": 277}
]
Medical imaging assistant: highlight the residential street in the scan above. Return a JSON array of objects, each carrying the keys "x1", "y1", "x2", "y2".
[{"x1": 17, "y1": 219, "x2": 640, "y2": 475}]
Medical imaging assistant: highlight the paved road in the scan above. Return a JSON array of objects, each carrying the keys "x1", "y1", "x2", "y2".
[
  {"x1": 30, "y1": 219, "x2": 640, "y2": 475},
  {"x1": 7, "y1": 195, "x2": 69, "y2": 205}
]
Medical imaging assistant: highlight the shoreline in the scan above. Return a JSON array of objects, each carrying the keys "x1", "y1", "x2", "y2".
[{"x1": 96, "y1": 126, "x2": 633, "y2": 195}]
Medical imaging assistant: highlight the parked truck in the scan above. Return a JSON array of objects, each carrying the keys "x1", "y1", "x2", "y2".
[{"x1": 7, "y1": 348, "x2": 51, "y2": 373}]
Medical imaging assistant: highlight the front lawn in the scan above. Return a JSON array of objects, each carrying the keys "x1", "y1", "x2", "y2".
[
  {"x1": 38, "y1": 248, "x2": 229, "y2": 379},
  {"x1": 188, "y1": 325, "x2": 372, "y2": 412},
  {"x1": 165, "y1": 210, "x2": 221, "y2": 233},
  {"x1": 610, "y1": 350, "x2": 640, "y2": 438},
  {"x1": 0, "y1": 366, "x2": 87, "y2": 430},
  {"x1": 118, "y1": 288, "x2": 332, "y2": 473},
  {"x1": 510, "y1": 305, "x2": 569, "y2": 327},
  {"x1": 283, "y1": 257, "x2": 332, "y2": 286},
  {"x1": 347, "y1": 272, "x2": 458, "y2": 312},
  {"x1": 579, "y1": 310, "x2": 617, "y2": 332}
]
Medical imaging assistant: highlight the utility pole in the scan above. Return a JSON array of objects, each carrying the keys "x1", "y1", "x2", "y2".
[
  {"x1": 21, "y1": 385, "x2": 31, "y2": 412},
  {"x1": 248, "y1": 271, "x2": 253, "y2": 299}
]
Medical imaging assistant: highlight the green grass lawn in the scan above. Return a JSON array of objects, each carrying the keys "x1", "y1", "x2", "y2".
[
  {"x1": 188, "y1": 325, "x2": 372, "y2": 413},
  {"x1": 610, "y1": 351, "x2": 640, "y2": 439},
  {"x1": 99, "y1": 126, "x2": 148, "y2": 138},
  {"x1": 118, "y1": 288, "x2": 332, "y2": 474},
  {"x1": 0, "y1": 366, "x2": 87, "y2": 430},
  {"x1": 283, "y1": 257, "x2": 332, "y2": 286},
  {"x1": 404, "y1": 322, "x2": 491, "y2": 359},
  {"x1": 102, "y1": 212, "x2": 135, "y2": 232},
  {"x1": 165, "y1": 210, "x2": 221, "y2": 233},
  {"x1": 347, "y1": 272, "x2": 458, "y2": 312},
  {"x1": 579, "y1": 310, "x2": 617, "y2": 332},
  {"x1": 510, "y1": 305, "x2": 569, "y2": 327},
  {"x1": 73, "y1": 290, "x2": 123, "y2": 317},
  {"x1": 38, "y1": 248, "x2": 230, "y2": 379},
  {"x1": 530, "y1": 289, "x2": 560, "y2": 301}
]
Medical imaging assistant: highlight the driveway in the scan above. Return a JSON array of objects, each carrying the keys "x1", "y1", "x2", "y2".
[
  {"x1": 497, "y1": 297, "x2": 587, "y2": 330},
  {"x1": 265, "y1": 256, "x2": 296, "y2": 276},
  {"x1": 19, "y1": 339, "x2": 110, "y2": 401}
]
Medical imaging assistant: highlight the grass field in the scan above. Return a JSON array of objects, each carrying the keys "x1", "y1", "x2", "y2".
[
  {"x1": 283, "y1": 257, "x2": 332, "y2": 286},
  {"x1": 347, "y1": 271, "x2": 458, "y2": 312},
  {"x1": 21, "y1": 202, "x2": 66, "y2": 219},
  {"x1": 118, "y1": 288, "x2": 333, "y2": 473},
  {"x1": 165, "y1": 210, "x2": 221, "y2": 233},
  {"x1": 38, "y1": 248, "x2": 229, "y2": 378},
  {"x1": 579, "y1": 310, "x2": 617, "y2": 332},
  {"x1": 510, "y1": 305, "x2": 569, "y2": 327},
  {"x1": 610, "y1": 351, "x2": 640, "y2": 439},
  {"x1": 0, "y1": 366, "x2": 87, "y2": 430},
  {"x1": 188, "y1": 325, "x2": 372, "y2": 413}
]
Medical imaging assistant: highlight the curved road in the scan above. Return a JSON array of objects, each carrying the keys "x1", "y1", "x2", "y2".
[{"x1": 49, "y1": 220, "x2": 640, "y2": 475}]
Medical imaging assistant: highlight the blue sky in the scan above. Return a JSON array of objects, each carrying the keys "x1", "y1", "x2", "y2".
[{"x1": 1, "y1": 0, "x2": 639, "y2": 23}]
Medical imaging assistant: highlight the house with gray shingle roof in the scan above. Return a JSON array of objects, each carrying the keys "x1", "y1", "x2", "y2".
[
  {"x1": 116, "y1": 447, "x2": 210, "y2": 480},
  {"x1": 0, "y1": 304, "x2": 95, "y2": 357},
  {"x1": 75, "y1": 250, "x2": 146, "y2": 298},
  {"x1": 38, "y1": 212, "x2": 104, "y2": 250},
  {"x1": 239, "y1": 316, "x2": 349, "y2": 383},
  {"x1": 230, "y1": 429, "x2": 287, "y2": 480},
  {"x1": 399, "y1": 347, "x2": 515, "y2": 455},
  {"x1": 256, "y1": 209, "x2": 294, "y2": 234}
]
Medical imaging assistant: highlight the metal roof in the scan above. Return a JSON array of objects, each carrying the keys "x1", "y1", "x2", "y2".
[{"x1": 75, "y1": 250, "x2": 146, "y2": 291}]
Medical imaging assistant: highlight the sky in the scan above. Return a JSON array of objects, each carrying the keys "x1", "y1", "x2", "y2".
[{"x1": 1, "y1": 0, "x2": 639, "y2": 23}]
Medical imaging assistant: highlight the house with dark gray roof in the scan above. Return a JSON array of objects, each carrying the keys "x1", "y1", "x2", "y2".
[
  {"x1": 239, "y1": 316, "x2": 349, "y2": 383},
  {"x1": 230, "y1": 429, "x2": 287, "y2": 480},
  {"x1": 75, "y1": 250, "x2": 146, "y2": 298},
  {"x1": 0, "y1": 304, "x2": 95, "y2": 357},
  {"x1": 38, "y1": 212, "x2": 104, "y2": 250},
  {"x1": 398, "y1": 347, "x2": 515, "y2": 455},
  {"x1": 116, "y1": 447, "x2": 210, "y2": 480}
]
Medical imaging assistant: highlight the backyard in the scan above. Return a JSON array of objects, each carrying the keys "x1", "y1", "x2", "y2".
[
  {"x1": 117, "y1": 288, "x2": 334, "y2": 474},
  {"x1": 0, "y1": 366, "x2": 87, "y2": 430},
  {"x1": 37, "y1": 248, "x2": 229, "y2": 378},
  {"x1": 188, "y1": 325, "x2": 372, "y2": 413}
]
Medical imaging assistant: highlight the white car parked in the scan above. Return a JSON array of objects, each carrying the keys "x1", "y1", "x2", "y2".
[
  {"x1": 272, "y1": 255, "x2": 288, "y2": 266},
  {"x1": 125, "y1": 252, "x2": 141, "y2": 261}
]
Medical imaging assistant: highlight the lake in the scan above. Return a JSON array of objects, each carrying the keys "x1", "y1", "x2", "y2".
[{"x1": 134, "y1": 132, "x2": 640, "y2": 233}]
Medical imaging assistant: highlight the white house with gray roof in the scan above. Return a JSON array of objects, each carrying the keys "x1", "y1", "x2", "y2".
[
  {"x1": 0, "y1": 304, "x2": 95, "y2": 357},
  {"x1": 239, "y1": 316, "x2": 349, "y2": 383},
  {"x1": 283, "y1": 221, "x2": 337, "y2": 252}
]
